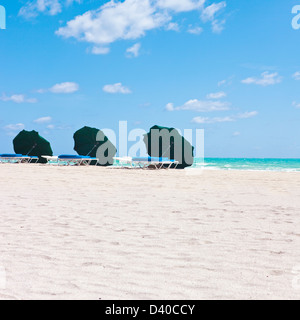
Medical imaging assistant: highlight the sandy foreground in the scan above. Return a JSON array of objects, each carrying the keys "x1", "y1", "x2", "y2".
[{"x1": 0, "y1": 164, "x2": 299, "y2": 300}]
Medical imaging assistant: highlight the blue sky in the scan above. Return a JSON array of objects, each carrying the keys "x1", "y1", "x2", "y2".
[{"x1": 0, "y1": 0, "x2": 300, "y2": 157}]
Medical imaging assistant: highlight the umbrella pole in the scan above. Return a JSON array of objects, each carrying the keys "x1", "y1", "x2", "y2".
[
  {"x1": 26, "y1": 144, "x2": 37, "y2": 156},
  {"x1": 161, "y1": 141, "x2": 174, "y2": 158},
  {"x1": 86, "y1": 143, "x2": 99, "y2": 156}
]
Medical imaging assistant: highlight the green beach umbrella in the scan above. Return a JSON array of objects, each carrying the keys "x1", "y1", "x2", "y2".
[
  {"x1": 143, "y1": 125, "x2": 194, "y2": 169},
  {"x1": 73, "y1": 126, "x2": 117, "y2": 166},
  {"x1": 13, "y1": 130, "x2": 53, "y2": 164}
]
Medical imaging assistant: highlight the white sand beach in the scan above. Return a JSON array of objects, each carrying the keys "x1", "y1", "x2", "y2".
[{"x1": 0, "y1": 164, "x2": 299, "y2": 300}]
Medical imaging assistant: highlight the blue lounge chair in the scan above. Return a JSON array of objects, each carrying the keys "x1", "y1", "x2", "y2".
[
  {"x1": 0, "y1": 154, "x2": 39, "y2": 164},
  {"x1": 114, "y1": 156, "x2": 179, "y2": 169},
  {"x1": 41, "y1": 155, "x2": 98, "y2": 166},
  {"x1": 58, "y1": 155, "x2": 99, "y2": 166}
]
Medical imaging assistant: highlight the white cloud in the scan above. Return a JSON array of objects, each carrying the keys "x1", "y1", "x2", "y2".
[
  {"x1": 103, "y1": 83, "x2": 131, "y2": 94},
  {"x1": 206, "y1": 91, "x2": 226, "y2": 99},
  {"x1": 292, "y1": 71, "x2": 300, "y2": 81},
  {"x1": 140, "y1": 102, "x2": 151, "y2": 108},
  {"x1": 241, "y1": 63, "x2": 278, "y2": 71},
  {"x1": 292, "y1": 101, "x2": 300, "y2": 109},
  {"x1": 66, "y1": 0, "x2": 81, "y2": 6},
  {"x1": 156, "y1": 0, "x2": 204, "y2": 12},
  {"x1": 166, "y1": 99, "x2": 230, "y2": 112},
  {"x1": 201, "y1": 1, "x2": 226, "y2": 33},
  {"x1": 126, "y1": 43, "x2": 141, "y2": 58},
  {"x1": 166, "y1": 22, "x2": 180, "y2": 31},
  {"x1": 212, "y1": 19, "x2": 226, "y2": 33},
  {"x1": 233, "y1": 131, "x2": 240, "y2": 136},
  {"x1": 91, "y1": 46, "x2": 110, "y2": 55},
  {"x1": 242, "y1": 72, "x2": 282, "y2": 86},
  {"x1": 192, "y1": 116, "x2": 234, "y2": 124},
  {"x1": 3, "y1": 123, "x2": 25, "y2": 131},
  {"x1": 192, "y1": 111, "x2": 258, "y2": 124},
  {"x1": 56, "y1": 0, "x2": 227, "y2": 51},
  {"x1": 34, "y1": 116, "x2": 52, "y2": 124},
  {"x1": 19, "y1": 0, "x2": 81, "y2": 18},
  {"x1": 47, "y1": 124, "x2": 55, "y2": 129},
  {"x1": 201, "y1": 2, "x2": 226, "y2": 21},
  {"x1": 28, "y1": 98, "x2": 39, "y2": 103},
  {"x1": 19, "y1": 0, "x2": 62, "y2": 18},
  {"x1": 218, "y1": 76, "x2": 234, "y2": 87},
  {"x1": 187, "y1": 25, "x2": 203, "y2": 34},
  {"x1": 0, "y1": 94, "x2": 37, "y2": 103},
  {"x1": 165, "y1": 103, "x2": 175, "y2": 111},
  {"x1": 56, "y1": 0, "x2": 171, "y2": 45},
  {"x1": 50, "y1": 82, "x2": 79, "y2": 93},
  {"x1": 218, "y1": 79, "x2": 226, "y2": 87},
  {"x1": 36, "y1": 88, "x2": 47, "y2": 94},
  {"x1": 38, "y1": 82, "x2": 79, "y2": 94},
  {"x1": 237, "y1": 111, "x2": 258, "y2": 119}
]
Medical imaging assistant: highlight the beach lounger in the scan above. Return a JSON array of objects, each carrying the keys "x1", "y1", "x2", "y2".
[
  {"x1": 27, "y1": 156, "x2": 39, "y2": 163},
  {"x1": 42, "y1": 155, "x2": 99, "y2": 166},
  {"x1": 114, "y1": 157, "x2": 134, "y2": 166},
  {"x1": 0, "y1": 154, "x2": 39, "y2": 164},
  {"x1": 58, "y1": 155, "x2": 99, "y2": 166},
  {"x1": 42, "y1": 156, "x2": 59, "y2": 163},
  {"x1": 114, "y1": 157, "x2": 179, "y2": 169}
]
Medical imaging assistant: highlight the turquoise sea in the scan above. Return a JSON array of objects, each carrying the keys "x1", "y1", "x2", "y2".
[
  {"x1": 3, "y1": 157, "x2": 299, "y2": 171},
  {"x1": 192, "y1": 158, "x2": 300, "y2": 172}
]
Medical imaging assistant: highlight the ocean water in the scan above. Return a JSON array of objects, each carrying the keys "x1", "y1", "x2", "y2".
[{"x1": 192, "y1": 158, "x2": 300, "y2": 172}]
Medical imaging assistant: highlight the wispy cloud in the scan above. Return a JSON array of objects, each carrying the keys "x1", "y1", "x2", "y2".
[
  {"x1": 3, "y1": 123, "x2": 25, "y2": 135},
  {"x1": 241, "y1": 63, "x2": 278, "y2": 71},
  {"x1": 166, "y1": 99, "x2": 230, "y2": 112},
  {"x1": 238, "y1": 111, "x2": 258, "y2": 118},
  {"x1": 218, "y1": 75, "x2": 234, "y2": 87},
  {"x1": 206, "y1": 91, "x2": 226, "y2": 99},
  {"x1": 91, "y1": 46, "x2": 110, "y2": 55},
  {"x1": 3, "y1": 123, "x2": 25, "y2": 131},
  {"x1": 19, "y1": 0, "x2": 81, "y2": 18},
  {"x1": 211, "y1": 19, "x2": 226, "y2": 33},
  {"x1": 187, "y1": 25, "x2": 203, "y2": 35},
  {"x1": 166, "y1": 103, "x2": 175, "y2": 111},
  {"x1": 103, "y1": 83, "x2": 131, "y2": 94},
  {"x1": 34, "y1": 116, "x2": 52, "y2": 124},
  {"x1": 166, "y1": 22, "x2": 180, "y2": 31},
  {"x1": 292, "y1": 71, "x2": 300, "y2": 81},
  {"x1": 140, "y1": 102, "x2": 151, "y2": 108},
  {"x1": 242, "y1": 72, "x2": 282, "y2": 86},
  {"x1": 201, "y1": 1, "x2": 227, "y2": 33},
  {"x1": 192, "y1": 116, "x2": 234, "y2": 124},
  {"x1": 192, "y1": 111, "x2": 258, "y2": 124},
  {"x1": 126, "y1": 43, "x2": 141, "y2": 58},
  {"x1": 201, "y1": 1, "x2": 226, "y2": 21},
  {"x1": 292, "y1": 101, "x2": 300, "y2": 109},
  {"x1": 50, "y1": 82, "x2": 79, "y2": 93},
  {"x1": 38, "y1": 82, "x2": 79, "y2": 94},
  {"x1": 66, "y1": 0, "x2": 81, "y2": 6},
  {"x1": 157, "y1": 0, "x2": 204, "y2": 12},
  {"x1": 0, "y1": 94, "x2": 37, "y2": 103}
]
